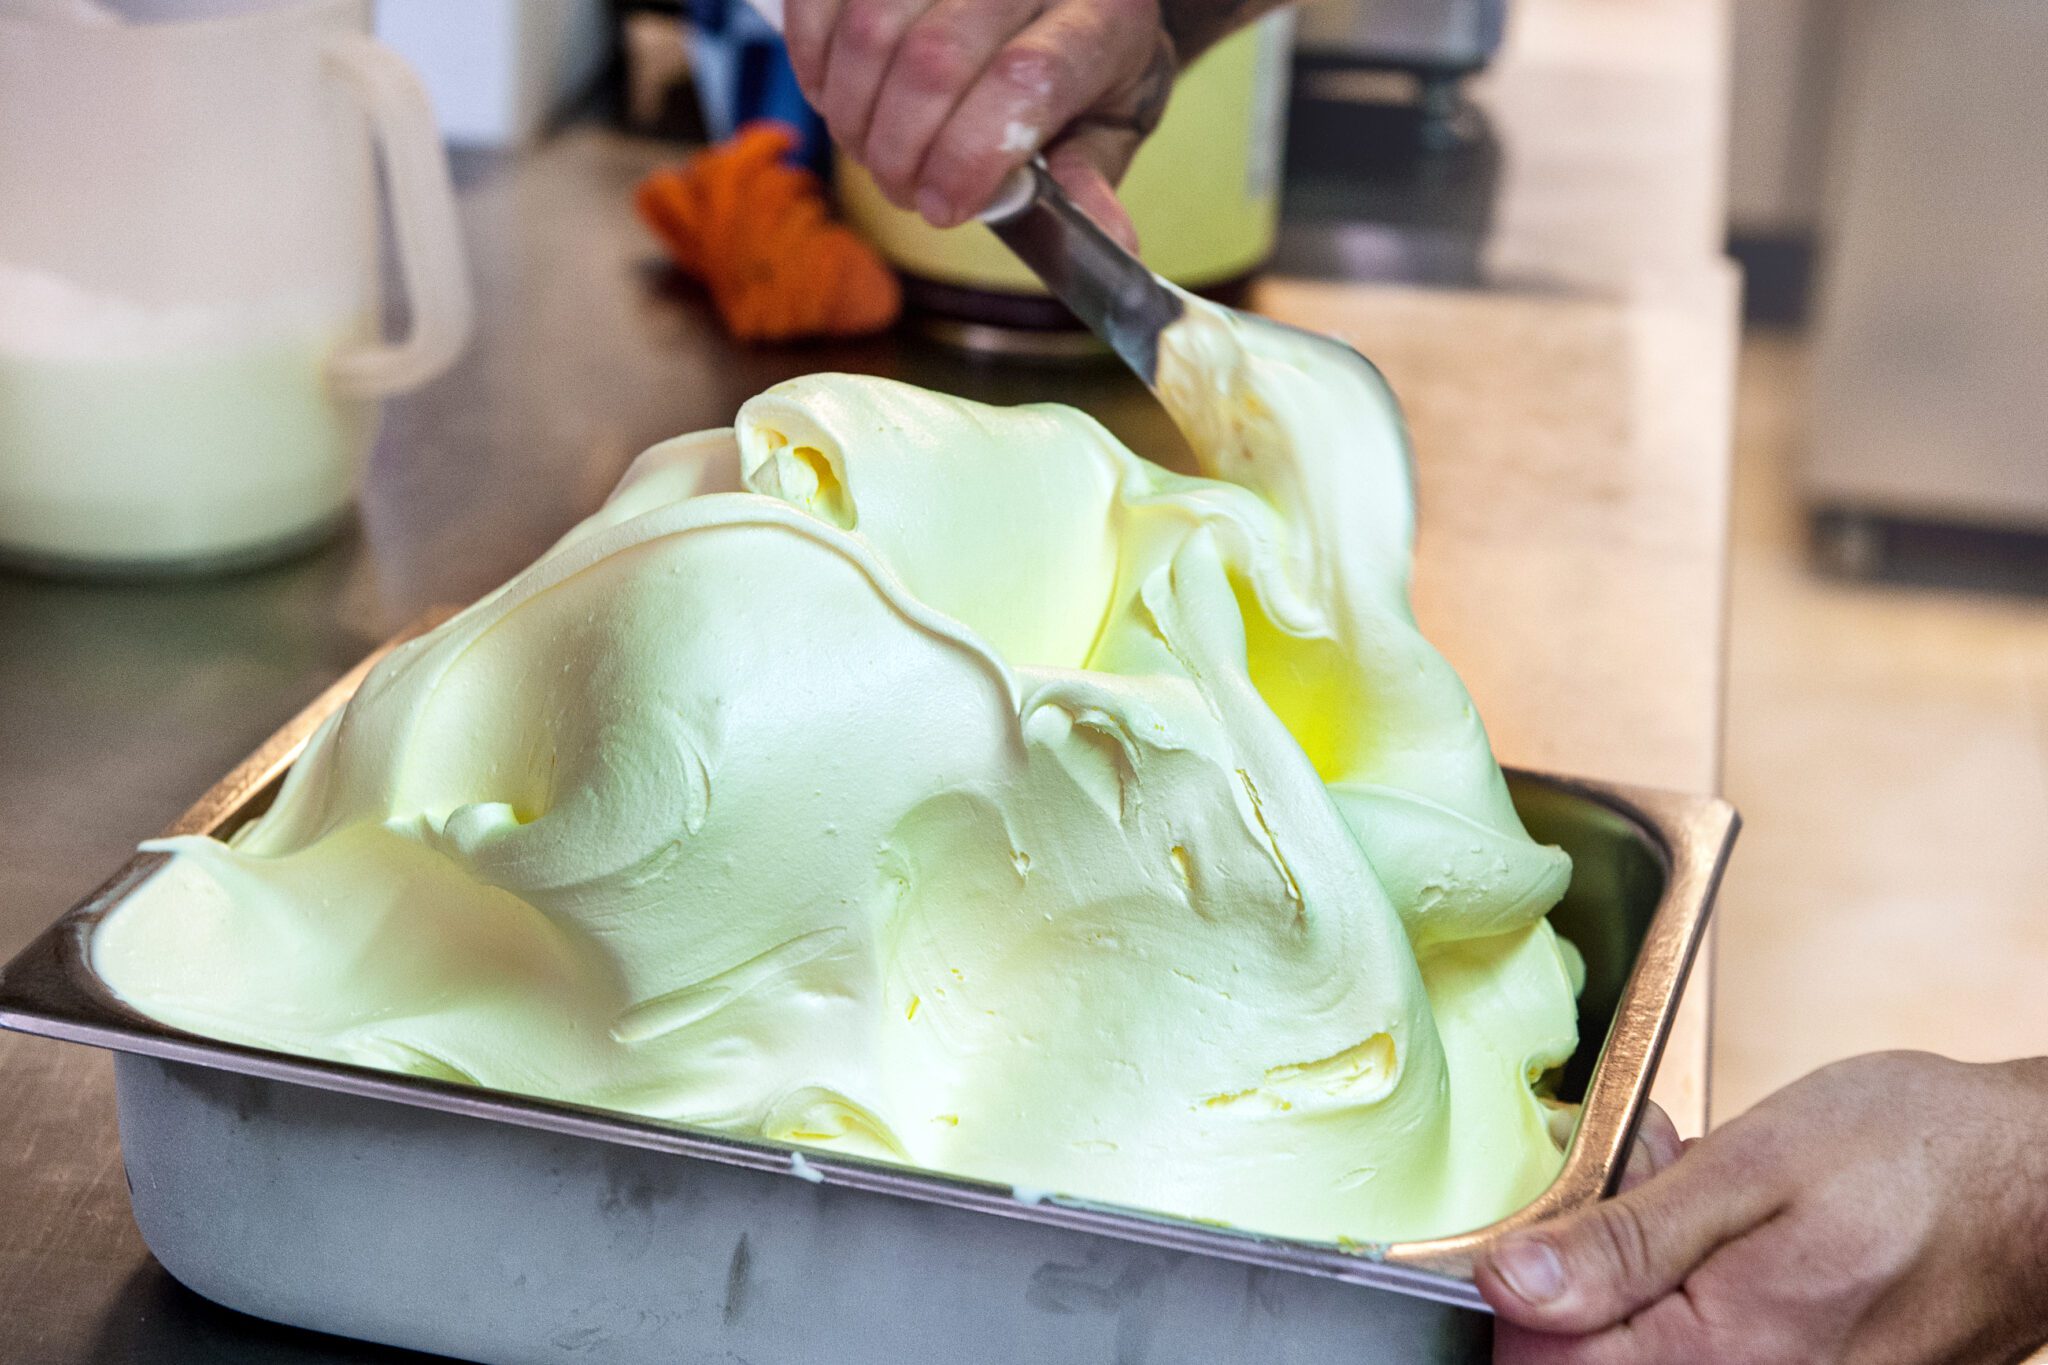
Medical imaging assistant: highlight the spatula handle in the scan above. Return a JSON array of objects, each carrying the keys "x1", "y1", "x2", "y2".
[{"x1": 978, "y1": 157, "x2": 1184, "y2": 385}]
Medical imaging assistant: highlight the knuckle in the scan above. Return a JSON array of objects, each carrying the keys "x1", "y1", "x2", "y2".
[
  {"x1": 1708, "y1": 1109, "x2": 1790, "y2": 1178},
  {"x1": 992, "y1": 42, "x2": 1069, "y2": 105},
  {"x1": 1592, "y1": 1199, "x2": 1660, "y2": 1286},
  {"x1": 839, "y1": 0, "x2": 898, "y2": 56},
  {"x1": 897, "y1": 23, "x2": 973, "y2": 94}
]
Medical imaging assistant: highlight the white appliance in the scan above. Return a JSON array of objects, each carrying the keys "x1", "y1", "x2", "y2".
[
  {"x1": 1293, "y1": 0, "x2": 1505, "y2": 75},
  {"x1": 375, "y1": 0, "x2": 607, "y2": 146},
  {"x1": 1805, "y1": 0, "x2": 2048, "y2": 544}
]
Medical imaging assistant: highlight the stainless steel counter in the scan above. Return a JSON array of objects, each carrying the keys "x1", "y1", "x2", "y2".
[{"x1": 0, "y1": 3, "x2": 1734, "y2": 1355}]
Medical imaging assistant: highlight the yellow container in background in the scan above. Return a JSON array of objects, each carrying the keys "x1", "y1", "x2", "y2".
[{"x1": 838, "y1": 11, "x2": 1293, "y2": 305}]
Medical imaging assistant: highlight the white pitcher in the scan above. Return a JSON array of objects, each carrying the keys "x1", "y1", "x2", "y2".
[{"x1": 0, "y1": 0, "x2": 472, "y2": 573}]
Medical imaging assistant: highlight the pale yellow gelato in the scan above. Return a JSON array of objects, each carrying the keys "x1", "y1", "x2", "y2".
[{"x1": 95, "y1": 298, "x2": 1580, "y2": 1243}]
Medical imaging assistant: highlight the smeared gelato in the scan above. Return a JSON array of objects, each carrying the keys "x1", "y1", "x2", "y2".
[{"x1": 95, "y1": 298, "x2": 1579, "y2": 1242}]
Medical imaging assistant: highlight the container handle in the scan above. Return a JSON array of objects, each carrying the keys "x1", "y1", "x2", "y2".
[{"x1": 321, "y1": 33, "x2": 473, "y2": 398}]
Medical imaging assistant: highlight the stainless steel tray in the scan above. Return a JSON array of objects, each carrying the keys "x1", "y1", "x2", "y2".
[{"x1": 0, "y1": 621, "x2": 1737, "y2": 1364}]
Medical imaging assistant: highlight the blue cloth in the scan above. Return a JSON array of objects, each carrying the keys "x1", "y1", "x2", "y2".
[{"x1": 685, "y1": 0, "x2": 829, "y2": 173}]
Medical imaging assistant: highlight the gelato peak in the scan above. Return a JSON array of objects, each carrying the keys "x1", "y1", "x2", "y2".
[{"x1": 95, "y1": 298, "x2": 1578, "y2": 1243}]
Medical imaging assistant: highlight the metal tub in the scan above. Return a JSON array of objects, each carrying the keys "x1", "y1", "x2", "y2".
[{"x1": 0, "y1": 626, "x2": 1737, "y2": 1364}]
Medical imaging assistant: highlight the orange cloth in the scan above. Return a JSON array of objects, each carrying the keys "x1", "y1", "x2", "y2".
[{"x1": 636, "y1": 122, "x2": 902, "y2": 342}]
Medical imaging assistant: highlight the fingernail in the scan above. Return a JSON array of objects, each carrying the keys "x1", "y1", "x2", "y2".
[
  {"x1": 1494, "y1": 1238, "x2": 1566, "y2": 1305},
  {"x1": 916, "y1": 187, "x2": 956, "y2": 228}
]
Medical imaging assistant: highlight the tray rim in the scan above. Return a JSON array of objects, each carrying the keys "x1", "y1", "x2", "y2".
[{"x1": 0, "y1": 612, "x2": 1738, "y2": 1316}]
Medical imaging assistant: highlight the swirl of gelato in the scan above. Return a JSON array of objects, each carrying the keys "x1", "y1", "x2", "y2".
[{"x1": 95, "y1": 298, "x2": 1579, "y2": 1242}]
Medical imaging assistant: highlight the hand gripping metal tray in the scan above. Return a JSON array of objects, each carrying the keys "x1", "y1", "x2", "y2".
[{"x1": 0, "y1": 623, "x2": 1736, "y2": 1365}]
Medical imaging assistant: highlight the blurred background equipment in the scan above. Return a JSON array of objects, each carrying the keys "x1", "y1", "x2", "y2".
[
  {"x1": 1279, "y1": 0, "x2": 1503, "y2": 290},
  {"x1": 375, "y1": 0, "x2": 610, "y2": 147},
  {"x1": 1293, "y1": 0, "x2": 1504, "y2": 151},
  {"x1": 1714, "y1": 0, "x2": 2048, "y2": 1124},
  {"x1": 1727, "y1": 0, "x2": 2048, "y2": 579},
  {"x1": 1294, "y1": 0, "x2": 1503, "y2": 74},
  {"x1": 1801, "y1": 0, "x2": 2048, "y2": 567},
  {"x1": 615, "y1": 0, "x2": 827, "y2": 164},
  {"x1": 677, "y1": 0, "x2": 827, "y2": 165}
]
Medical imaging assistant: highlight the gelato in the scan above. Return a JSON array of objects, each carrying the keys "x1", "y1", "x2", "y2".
[{"x1": 94, "y1": 297, "x2": 1580, "y2": 1243}]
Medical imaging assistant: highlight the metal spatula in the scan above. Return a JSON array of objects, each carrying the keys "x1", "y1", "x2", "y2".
[
  {"x1": 978, "y1": 158, "x2": 1419, "y2": 503},
  {"x1": 976, "y1": 157, "x2": 1186, "y2": 385}
]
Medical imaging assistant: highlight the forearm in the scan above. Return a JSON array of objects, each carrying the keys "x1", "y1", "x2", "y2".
[{"x1": 1161, "y1": 0, "x2": 1292, "y2": 67}]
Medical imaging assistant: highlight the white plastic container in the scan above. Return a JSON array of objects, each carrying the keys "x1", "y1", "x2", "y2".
[
  {"x1": 374, "y1": 0, "x2": 609, "y2": 148},
  {"x1": 0, "y1": 0, "x2": 472, "y2": 574}
]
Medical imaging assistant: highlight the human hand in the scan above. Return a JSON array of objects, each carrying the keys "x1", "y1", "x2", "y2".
[
  {"x1": 783, "y1": 0, "x2": 1178, "y2": 249},
  {"x1": 1481, "y1": 1053, "x2": 2048, "y2": 1364}
]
